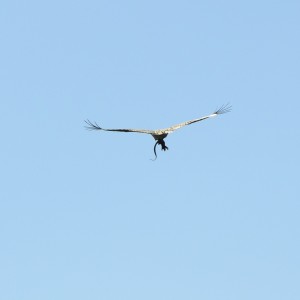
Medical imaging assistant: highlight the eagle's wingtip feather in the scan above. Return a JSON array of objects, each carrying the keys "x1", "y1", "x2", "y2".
[
  {"x1": 84, "y1": 119, "x2": 103, "y2": 130},
  {"x1": 215, "y1": 103, "x2": 232, "y2": 115}
]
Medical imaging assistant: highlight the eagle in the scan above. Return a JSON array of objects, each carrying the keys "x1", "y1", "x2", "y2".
[{"x1": 85, "y1": 103, "x2": 231, "y2": 160}]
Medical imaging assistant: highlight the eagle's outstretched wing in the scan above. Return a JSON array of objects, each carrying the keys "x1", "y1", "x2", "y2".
[
  {"x1": 84, "y1": 120, "x2": 154, "y2": 135},
  {"x1": 85, "y1": 103, "x2": 231, "y2": 137},
  {"x1": 162, "y1": 103, "x2": 232, "y2": 133}
]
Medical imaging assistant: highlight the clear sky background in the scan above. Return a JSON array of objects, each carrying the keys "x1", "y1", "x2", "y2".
[{"x1": 1, "y1": 1, "x2": 299, "y2": 299}]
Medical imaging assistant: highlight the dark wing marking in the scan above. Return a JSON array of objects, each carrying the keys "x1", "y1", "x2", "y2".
[
  {"x1": 162, "y1": 103, "x2": 232, "y2": 133},
  {"x1": 84, "y1": 120, "x2": 154, "y2": 135}
]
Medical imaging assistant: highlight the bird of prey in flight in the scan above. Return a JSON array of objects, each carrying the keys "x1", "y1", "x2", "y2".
[{"x1": 85, "y1": 103, "x2": 231, "y2": 160}]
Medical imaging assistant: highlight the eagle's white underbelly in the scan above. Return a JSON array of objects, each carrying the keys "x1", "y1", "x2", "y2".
[{"x1": 152, "y1": 133, "x2": 168, "y2": 140}]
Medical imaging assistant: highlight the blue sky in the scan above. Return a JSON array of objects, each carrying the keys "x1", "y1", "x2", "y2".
[{"x1": 1, "y1": 0, "x2": 299, "y2": 299}]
